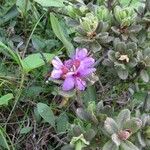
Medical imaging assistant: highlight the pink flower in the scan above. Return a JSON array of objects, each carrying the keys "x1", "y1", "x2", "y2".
[{"x1": 51, "y1": 48, "x2": 96, "y2": 91}]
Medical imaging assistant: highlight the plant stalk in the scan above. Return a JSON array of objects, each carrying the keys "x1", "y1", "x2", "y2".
[
  {"x1": 5, "y1": 71, "x2": 25, "y2": 127},
  {"x1": 75, "y1": 141, "x2": 83, "y2": 150}
]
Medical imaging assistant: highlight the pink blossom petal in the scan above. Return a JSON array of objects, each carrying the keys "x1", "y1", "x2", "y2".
[
  {"x1": 80, "y1": 68, "x2": 96, "y2": 77},
  {"x1": 75, "y1": 48, "x2": 88, "y2": 60},
  {"x1": 81, "y1": 57, "x2": 95, "y2": 68},
  {"x1": 52, "y1": 56, "x2": 63, "y2": 69},
  {"x1": 51, "y1": 69, "x2": 62, "y2": 79},
  {"x1": 64, "y1": 59, "x2": 73, "y2": 69},
  {"x1": 75, "y1": 78, "x2": 86, "y2": 91},
  {"x1": 65, "y1": 72, "x2": 75, "y2": 77},
  {"x1": 62, "y1": 76, "x2": 75, "y2": 91}
]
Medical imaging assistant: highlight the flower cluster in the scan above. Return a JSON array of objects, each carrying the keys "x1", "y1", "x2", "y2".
[{"x1": 51, "y1": 48, "x2": 96, "y2": 91}]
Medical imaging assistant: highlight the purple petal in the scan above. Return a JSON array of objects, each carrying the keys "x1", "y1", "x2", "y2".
[
  {"x1": 51, "y1": 69, "x2": 62, "y2": 79},
  {"x1": 65, "y1": 72, "x2": 75, "y2": 77},
  {"x1": 79, "y1": 68, "x2": 96, "y2": 77},
  {"x1": 81, "y1": 57, "x2": 95, "y2": 68},
  {"x1": 75, "y1": 48, "x2": 88, "y2": 60},
  {"x1": 64, "y1": 59, "x2": 73, "y2": 69},
  {"x1": 52, "y1": 56, "x2": 63, "y2": 69},
  {"x1": 75, "y1": 78, "x2": 86, "y2": 91},
  {"x1": 62, "y1": 76, "x2": 75, "y2": 91}
]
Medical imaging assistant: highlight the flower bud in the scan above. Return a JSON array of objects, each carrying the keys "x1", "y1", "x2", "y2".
[{"x1": 118, "y1": 130, "x2": 131, "y2": 141}]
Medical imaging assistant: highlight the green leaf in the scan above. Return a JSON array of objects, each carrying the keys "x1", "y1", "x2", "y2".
[
  {"x1": 121, "y1": 141, "x2": 139, "y2": 150},
  {"x1": 22, "y1": 53, "x2": 55, "y2": 72},
  {"x1": 0, "y1": 5, "x2": 19, "y2": 25},
  {"x1": 20, "y1": 127, "x2": 33, "y2": 134},
  {"x1": 32, "y1": 35, "x2": 46, "y2": 50},
  {"x1": 117, "y1": 109, "x2": 131, "y2": 128},
  {"x1": 103, "y1": 140, "x2": 119, "y2": 150},
  {"x1": 83, "y1": 86, "x2": 97, "y2": 103},
  {"x1": 115, "y1": 42, "x2": 126, "y2": 52},
  {"x1": 61, "y1": 145, "x2": 74, "y2": 150},
  {"x1": 76, "y1": 108, "x2": 92, "y2": 121},
  {"x1": 56, "y1": 113, "x2": 68, "y2": 133},
  {"x1": 0, "y1": 129, "x2": 10, "y2": 150},
  {"x1": 0, "y1": 127, "x2": 14, "y2": 150},
  {"x1": 137, "y1": 132, "x2": 146, "y2": 147},
  {"x1": 37, "y1": 103, "x2": 55, "y2": 127},
  {"x1": 120, "y1": 0, "x2": 141, "y2": 8},
  {"x1": 117, "y1": 69, "x2": 128, "y2": 80},
  {"x1": 34, "y1": 107, "x2": 41, "y2": 123},
  {"x1": 34, "y1": 0, "x2": 64, "y2": 7},
  {"x1": 128, "y1": 25, "x2": 142, "y2": 33},
  {"x1": 16, "y1": 0, "x2": 31, "y2": 15},
  {"x1": 0, "y1": 41, "x2": 23, "y2": 67},
  {"x1": 50, "y1": 13, "x2": 74, "y2": 56},
  {"x1": 104, "y1": 117, "x2": 119, "y2": 135},
  {"x1": 25, "y1": 86, "x2": 44, "y2": 98},
  {"x1": 123, "y1": 118, "x2": 142, "y2": 133},
  {"x1": 140, "y1": 70, "x2": 149, "y2": 82},
  {"x1": 111, "y1": 133, "x2": 121, "y2": 146},
  {"x1": 84, "y1": 129, "x2": 96, "y2": 141},
  {"x1": 133, "y1": 91, "x2": 147, "y2": 103},
  {"x1": 0, "y1": 93, "x2": 14, "y2": 106}
]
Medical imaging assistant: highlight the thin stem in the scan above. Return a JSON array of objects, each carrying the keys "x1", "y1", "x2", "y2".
[
  {"x1": 44, "y1": 9, "x2": 51, "y2": 34},
  {"x1": 23, "y1": 0, "x2": 29, "y2": 35},
  {"x1": 107, "y1": 0, "x2": 114, "y2": 10},
  {"x1": 76, "y1": 91, "x2": 83, "y2": 107},
  {"x1": 5, "y1": 71, "x2": 25, "y2": 127},
  {"x1": 22, "y1": 13, "x2": 46, "y2": 58},
  {"x1": 0, "y1": 129, "x2": 10, "y2": 150}
]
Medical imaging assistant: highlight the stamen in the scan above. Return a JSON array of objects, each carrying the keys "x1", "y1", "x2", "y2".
[
  {"x1": 73, "y1": 59, "x2": 80, "y2": 68},
  {"x1": 61, "y1": 67, "x2": 68, "y2": 74}
]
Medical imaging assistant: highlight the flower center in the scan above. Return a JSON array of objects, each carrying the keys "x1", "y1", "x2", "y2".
[
  {"x1": 73, "y1": 59, "x2": 80, "y2": 68},
  {"x1": 73, "y1": 72, "x2": 80, "y2": 77},
  {"x1": 118, "y1": 54, "x2": 129, "y2": 63},
  {"x1": 61, "y1": 66, "x2": 68, "y2": 74},
  {"x1": 61, "y1": 59, "x2": 81, "y2": 79}
]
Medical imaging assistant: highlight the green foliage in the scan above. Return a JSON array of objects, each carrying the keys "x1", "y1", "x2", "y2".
[
  {"x1": 103, "y1": 109, "x2": 141, "y2": 150},
  {"x1": 56, "y1": 113, "x2": 68, "y2": 133},
  {"x1": 50, "y1": 13, "x2": 74, "y2": 56},
  {"x1": 20, "y1": 127, "x2": 33, "y2": 134},
  {"x1": 0, "y1": 93, "x2": 13, "y2": 106},
  {"x1": 136, "y1": 112, "x2": 150, "y2": 149},
  {"x1": 34, "y1": 0, "x2": 65, "y2": 7},
  {"x1": 16, "y1": 0, "x2": 31, "y2": 16},
  {"x1": 0, "y1": 127, "x2": 14, "y2": 150},
  {"x1": 107, "y1": 40, "x2": 137, "y2": 80},
  {"x1": 37, "y1": 102, "x2": 55, "y2": 126},
  {"x1": 114, "y1": 6, "x2": 135, "y2": 27},
  {"x1": 1, "y1": 0, "x2": 150, "y2": 149},
  {"x1": 22, "y1": 53, "x2": 55, "y2": 72}
]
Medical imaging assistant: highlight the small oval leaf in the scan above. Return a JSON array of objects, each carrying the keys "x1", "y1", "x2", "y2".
[
  {"x1": 22, "y1": 53, "x2": 55, "y2": 72},
  {"x1": 0, "y1": 93, "x2": 14, "y2": 106},
  {"x1": 37, "y1": 103, "x2": 55, "y2": 127}
]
